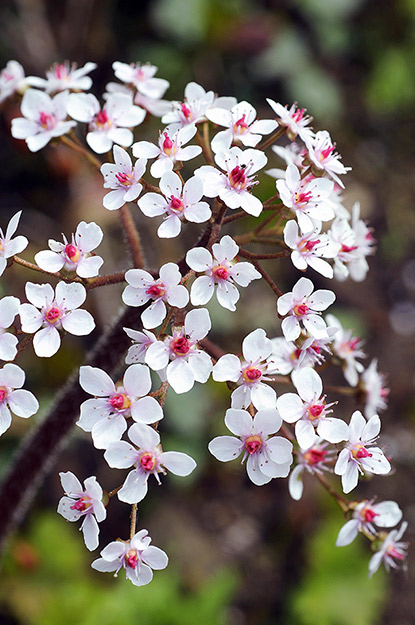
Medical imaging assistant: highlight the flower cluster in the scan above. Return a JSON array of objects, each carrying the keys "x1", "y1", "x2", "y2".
[{"x1": 0, "y1": 58, "x2": 407, "y2": 589}]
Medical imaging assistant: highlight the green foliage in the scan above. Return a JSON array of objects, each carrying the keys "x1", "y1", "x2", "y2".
[
  {"x1": 287, "y1": 515, "x2": 387, "y2": 625},
  {"x1": 1, "y1": 512, "x2": 238, "y2": 625},
  {"x1": 366, "y1": 46, "x2": 415, "y2": 113}
]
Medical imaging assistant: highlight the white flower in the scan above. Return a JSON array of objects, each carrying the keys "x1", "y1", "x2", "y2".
[
  {"x1": 186, "y1": 235, "x2": 261, "y2": 311},
  {"x1": 336, "y1": 499, "x2": 402, "y2": 547},
  {"x1": 288, "y1": 439, "x2": 334, "y2": 501},
  {"x1": 0, "y1": 296, "x2": 20, "y2": 361},
  {"x1": 11, "y1": 89, "x2": 76, "y2": 152},
  {"x1": 206, "y1": 100, "x2": 277, "y2": 153},
  {"x1": 161, "y1": 82, "x2": 216, "y2": 131},
  {"x1": 123, "y1": 328, "x2": 159, "y2": 365},
  {"x1": 276, "y1": 165, "x2": 334, "y2": 233},
  {"x1": 132, "y1": 125, "x2": 202, "y2": 178},
  {"x1": 0, "y1": 60, "x2": 28, "y2": 103},
  {"x1": 26, "y1": 61, "x2": 97, "y2": 93},
  {"x1": 0, "y1": 211, "x2": 29, "y2": 277},
  {"x1": 326, "y1": 314, "x2": 365, "y2": 387},
  {"x1": 145, "y1": 308, "x2": 212, "y2": 394},
  {"x1": 122, "y1": 262, "x2": 189, "y2": 329},
  {"x1": 57, "y1": 471, "x2": 106, "y2": 551},
  {"x1": 277, "y1": 277, "x2": 335, "y2": 341},
  {"x1": 276, "y1": 367, "x2": 348, "y2": 449},
  {"x1": 283, "y1": 220, "x2": 339, "y2": 279},
  {"x1": 360, "y1": 359, "x2": 389, "y2": 418},
  {"x1": 113, "y1": 62, "x2": 169, "y2": 99},
  {"x1": 266, "y1": 100, "x2": 314, "y2": 144},
  {"x1": 266, "y1": 142, "x2": 305, "y2": 179},
  {"x1": 34, "y1": 221, "x2": 103, "y2": 278},
  {"x1": 19, "y1": 282, "x2": 95, "y2": 358},
  {"x1": 67, "y1": 92, "x2": 145, "y2": 154},
  {"x1": 138, "y1": 171, "x2": 211, "y2": 238},
  {"x1": 334, "y1": 411, "x2": 391, "y2": 494},
  {"x1": 213, "y1": 328, "x2": 277, "y2": 410},
  {"x1": 77, "y1": 364, "x2": 163, "y2": 450},
  {"x1": 368, "y1": 522, "x2": 408, "y2": 577},
  {"x1": 91, "y1": 529, "x2": 168, "y2": 586},
  {"x1": 348, "y1": 202, "x2": 375, "y2": 282},
  {"x1": 100, "y1": 145, "x2": 146, "y2": 210},
  {"x1": 104, "y1": 422, "x2": 196, "y2": 503},
  {"x1": 208, "y1": 408, "x2": 293, "y2": 485},
  {"x1": 196, "y1": 146, "x2": 267, "y2": 217},
  {"x1": 0, "y1": 363, "x2": 39, "y2": 436},
  {"x1": 306, "y1": 130, "x2": 351, "y2": 188}
]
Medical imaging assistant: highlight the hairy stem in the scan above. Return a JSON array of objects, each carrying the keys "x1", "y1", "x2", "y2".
[{"x1": 119, "y1": 205, "x2": 145, "y2": 269}]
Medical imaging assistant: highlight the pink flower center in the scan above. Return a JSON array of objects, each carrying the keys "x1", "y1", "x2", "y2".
[
  {"x1": 0, "y1": 387, "x2": 7, "y2": 403},
  {"x1": 304, "y1": 448, "x2": 327, "y2": 465},
  {"x1": 245, "y1": 434, "x2": 262, "y2": 455},
  {"x1": 146, "y1": 283, "x2": 166, "y2": 299},
  {"x1": 169, "y1": 195, "x2": 184, "y2": 212},
  {"x1": 229, "y1": 165, "x2": 247, "y2": 190},
  {"x1": 234, "y1": 114, "x2": 249, "y2": 132},
  {"x1": 341, "y1": 244, "x2": 358, "y2": 253},
  {"x1": 45, "y1": 307, "x2": 62, "y2": 324},
  {"x1": 109, "y1": 393, "x2": 131, "y2": 411},
  {"x1": 126, "y1": 548, "x2": 138, "y2": 568},
  {"x1": 64, "y1": 244, "x2": 81, "y2": 262},
  {"x1": 300, "y1": 239, "x2": 320, "y2": 252},
  {"x1": 212, "y1": 265, "x2": 230, "y2": 281},
  {"x1": 295, "y1": 191, "x2": 312, "y2": 206},
  {"x1": 292, "y1": 107, "x2": 305, "y2": 123},
  {"x1": 180, "y1": 102, "x2": 192, "y2": 120},
  {"x1": 171, "y1": 336, "x2": 190, "y2": 356},
  {"x1": 39, "y1": 111, "x2": 55, "y2": 130},
  {"x1": 386, "y1": 545, "x2": 405, "y2": 561},
  {"x1": 115, "y1": 172, "x2": 133, "y2": 187},
  {"x1": 140, "y1": 452, "x2": 157, "y2": 472},
  {"x1": 242, "y1": 366, "x2": 262, "y2": 383},
  {"x1": 95, "y1": 109, "x2": 110, "y2": 128},
  {"x1": 362, "y1": 507, "x2": 378, "y2": 523},
  {"x1": 162, "y1": 132, "x2": 173, "y2": 155},
  {"x1": 320, "y1": 145, "x2": 335, "y2": 161},
  {"x1": 70, "y1": 496, "x2": 92, "y2": 512},
  {"x1": 308, "y1": 404, "x2": 324, "y2": 421},
  {"x1": 293, "y1": 303, "x2": 309, "y2": 317},
  {"x1": 54, "y1": 63, "x2": 68, "y2": 80},
  {"x1": 351, "y1": 444, "x2": 372, "y2": 459}
]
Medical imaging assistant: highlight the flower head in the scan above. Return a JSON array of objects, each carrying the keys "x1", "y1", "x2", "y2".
[
  {"x1": 92, "y1": 529, "x2": 168, "y2": 586},
  {"x1": 77, "y1": 364, "x2": 163, "y2": 449},
  {"x1": 104, "y1": 423, "x2": 196, "y2": 503},
  {"x1": 35, "y1": 221, "x2": 104, "y2": 278},
  {"x1": 101, "y1": 145, "x2": 146, "y2": 210},
  {"x1": 19, "y1": 282, "x2": 95, "y2": 357},
  {"x1": 57, "y1": 471, "x2": 106, "y2": 551},
  {"x1": 11, "y1": 89, "x2": 76, "y2": 152},
  {"x1": 186, "y1": 235, "x2": 260, "y2": 311},
  {"x1": 208, "y1": 408, "x2": 293, "y2": 485}
]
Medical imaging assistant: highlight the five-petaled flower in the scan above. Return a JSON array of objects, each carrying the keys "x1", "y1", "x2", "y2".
[
  {"x1": 208, "y1": 408, "x2": 293, "y2": 485},
  {"x1": 57, "y1": 471, "x2": 107, "y2": 551},
  {"x1": 77, "y1": 364, "x2": 163, "y2": 449},
  {"x1": 334, "y1": 411, "x2": 391, "y2": 494},
  {"x1": 122, "y1": 262, "x2": 189, "y2": 329},
  {"x1": 104, "y1": 423, "x2": 196, "y2": 503},
  {"x1": 91, "y1": 529, "x2": 168, "y2": 586},
  {"x1": 100, "y1": 145, "x2": 147, "y2": 210},
  {"x1": 34, "y1": 221, "x2": 104, "y2": 278},
  {"x1": 19, "y1": 282, "x2": 95, "y2": 357},
  {"x1": 186, "y1": 235, "x2": 261, "y2": 311},
  {"x1": 0, "y1": 212, "x2": 29, "y2": 277}
]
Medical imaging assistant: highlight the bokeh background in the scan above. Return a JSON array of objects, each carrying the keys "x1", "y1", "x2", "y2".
[{"x1": 0, "y1": 1, "x2": 414, "y2": 624}]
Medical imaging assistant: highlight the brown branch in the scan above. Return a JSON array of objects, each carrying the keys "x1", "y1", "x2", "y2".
[
  {"x1": 238, "y1": 248, "x2": 288, "y2": 261},
  {"x1": 119, "y1": 205, "x2": 145, "y2": 269},
  {"x1": 86, "y1": 272, "x2": 127, "y2": 290},
  {"x1": 251, "y1": 261, "x2": 283, "y2": 297},
  {"x1": 13, "y1": 256, "x2": 84, "y2": 284}
]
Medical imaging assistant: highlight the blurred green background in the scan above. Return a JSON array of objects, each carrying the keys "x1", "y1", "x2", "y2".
[{"x1": 0, "y1": 0, "x2": 414, "y2": 623}]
